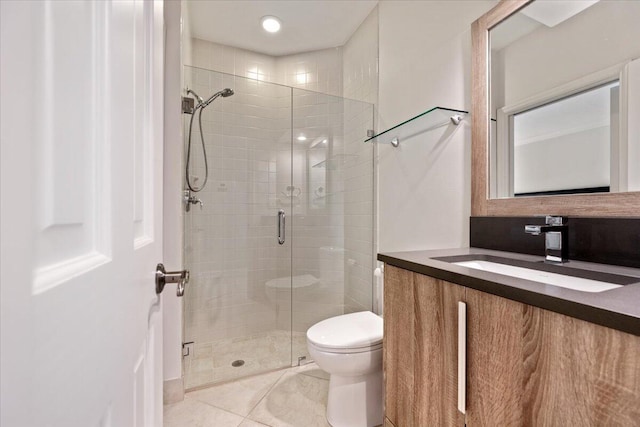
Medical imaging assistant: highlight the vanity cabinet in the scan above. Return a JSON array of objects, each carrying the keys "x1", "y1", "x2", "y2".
[
  {"x1": 384, "y1": 265, "x2": 640, "y2": 426},
  {"x1": 384, "y1": 266, "x2": 465, "y2": 426}
]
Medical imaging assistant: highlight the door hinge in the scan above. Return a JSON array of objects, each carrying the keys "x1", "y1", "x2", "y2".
[{"x1": 182, "y1": 341, "x2": 194, "y2": 357}]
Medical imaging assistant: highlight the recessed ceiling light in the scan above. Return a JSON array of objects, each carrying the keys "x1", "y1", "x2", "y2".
[
  {"x1": 297, "y1": 135, "x2": 307, "y2": 141},
  {"x1": 322, "y1": 139, "x2": 328, "y2": 144},
  {"x1": 261, "y1": 16, "x2": 281, "y2": 33}
]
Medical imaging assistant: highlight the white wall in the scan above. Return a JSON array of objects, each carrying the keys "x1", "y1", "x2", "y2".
[
  {"x1": 181, "y1": 0, "x2": 192, "y2": 69},
  {"x1": 377, "y1": 0, "x2": 496, "y2": 253}
]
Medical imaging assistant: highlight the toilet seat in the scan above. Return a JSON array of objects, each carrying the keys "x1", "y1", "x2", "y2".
[
  {"x1": 307, "y1": 311, "x2": 383, "y2": 353},
  {"x1": 308, "y1": 340, "x2": 382, "y2": 354}
]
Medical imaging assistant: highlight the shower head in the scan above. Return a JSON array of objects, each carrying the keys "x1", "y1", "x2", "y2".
[
  {"x1": 200, "y1": 88, "x2": 235, "y2": 108},
  {"x1": 187, "y1": 88, "x2": 204, "y2": 105}
]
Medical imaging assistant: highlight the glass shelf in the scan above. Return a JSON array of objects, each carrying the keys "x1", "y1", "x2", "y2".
[{"x1": 365, "y1": 107, "x2": 468, "y2": 146}]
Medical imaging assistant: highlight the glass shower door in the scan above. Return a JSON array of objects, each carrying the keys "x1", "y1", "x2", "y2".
[
  {"x1": 182, "y1": 66, "x2": 293, "y2": 389},
  {"x1": 290, "y1": 88, "x2": 375, "y2": 361}
]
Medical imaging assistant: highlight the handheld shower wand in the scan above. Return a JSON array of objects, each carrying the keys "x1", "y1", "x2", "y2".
[
  {"x1": 200, "y1": 88, "x2": 234, "y2": 109},
  {"x1": 185, "y1": 88, "x2": 235, "y2": 194}
]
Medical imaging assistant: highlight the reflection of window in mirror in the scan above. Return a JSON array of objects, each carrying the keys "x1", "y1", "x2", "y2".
[{"x1": 507, "y1": 81, "x2": 618, "y2": 197}]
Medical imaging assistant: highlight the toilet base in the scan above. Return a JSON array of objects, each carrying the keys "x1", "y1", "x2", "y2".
[{"x1": 326, "y1": 370, "x2": 383, "y2": 427}]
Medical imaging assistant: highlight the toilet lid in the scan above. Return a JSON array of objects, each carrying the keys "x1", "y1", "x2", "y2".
[
  {"x1": 265, "y1": 274, "x2": 319, "y2": 289},
  {"x1": 307, "y1": 311, "x2": 383, "y2": 350}
]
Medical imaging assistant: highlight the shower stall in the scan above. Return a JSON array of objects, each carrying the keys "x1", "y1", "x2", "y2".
[{"x1": 182, "y1": 66, "x2": 375, "y2": 390}]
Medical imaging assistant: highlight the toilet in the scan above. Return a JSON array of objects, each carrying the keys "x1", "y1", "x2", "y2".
[
  {"x1": 306, "y1": 311, "x2": 383, "y2": 427},
  {"x1": 318, "y1": 246, "x2": 345, "y2": 287},
  {"x1": 264, "y1": 274, "x2": 319, "y2": 304}
]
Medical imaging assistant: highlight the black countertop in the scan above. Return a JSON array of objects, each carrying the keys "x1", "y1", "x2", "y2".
[{"x1": 378, "y1": 248, "x2": 640, "y2": 336}]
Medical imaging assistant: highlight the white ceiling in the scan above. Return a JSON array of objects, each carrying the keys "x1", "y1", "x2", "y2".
[
  {"x1": 186, "y1": 0, "x2": 378, "y2": 57},
  {"x1": 490, "y1": 13, "x2": 541, "y2": 51},
  {"x1": 520, "y1": 0, "x2": 599, "y2": 28},
  {"x1": 491, "y1": 0, "x2": 600, "y2": 51}
]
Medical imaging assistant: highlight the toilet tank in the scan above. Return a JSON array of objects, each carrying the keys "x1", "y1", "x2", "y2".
[{"x1": 318, "y1": 246, "x2": 345, "y2": 286}]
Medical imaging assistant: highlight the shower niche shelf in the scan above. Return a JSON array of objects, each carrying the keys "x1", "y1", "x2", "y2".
[{"x1": 365, "y1": 106, "x2": 468, "y2": 147}]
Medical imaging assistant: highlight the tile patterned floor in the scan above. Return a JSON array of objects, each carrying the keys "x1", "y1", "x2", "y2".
[
  {"x1": 184, "y1": 331, "x2": 309, "y2": 390},
  {"x1": 165, "y1": 363, "x2": 331, "y2": 427}
]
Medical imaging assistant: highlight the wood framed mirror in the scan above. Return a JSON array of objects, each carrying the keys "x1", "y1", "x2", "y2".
[{"x1": 471, "y1": 0, "x2": 640, "y2": 216}]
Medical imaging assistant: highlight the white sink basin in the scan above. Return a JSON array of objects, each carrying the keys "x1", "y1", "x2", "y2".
[{"x1": 454, "y1": 260, "x2": 622, "y2": 293}]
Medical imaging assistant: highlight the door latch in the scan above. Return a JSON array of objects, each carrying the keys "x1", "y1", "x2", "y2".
[{"x1": 155, "y1": 264, "x2": 189, "y2": 296}]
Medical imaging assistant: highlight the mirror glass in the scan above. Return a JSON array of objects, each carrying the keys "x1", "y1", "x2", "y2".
[{"x1": 489, "y1": 0, "x2": 640, "y2": 199}]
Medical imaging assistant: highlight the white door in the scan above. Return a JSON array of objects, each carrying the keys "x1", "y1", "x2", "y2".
[{"x1": 1, "y1": 1, "x2": 165, "y2": 426}]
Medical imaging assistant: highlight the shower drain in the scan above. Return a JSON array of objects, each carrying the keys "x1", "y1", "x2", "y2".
[{"x1": 231, "y1": 360, "x2": 245, "y2": 367}]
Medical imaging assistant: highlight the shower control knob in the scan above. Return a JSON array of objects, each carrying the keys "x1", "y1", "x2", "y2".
[
  {"x1": 184, "y1": 190, "x2": 204, "y2": 212},
  {"x1": 155, "y1": 263, "x2": 189, "y2": 297}
]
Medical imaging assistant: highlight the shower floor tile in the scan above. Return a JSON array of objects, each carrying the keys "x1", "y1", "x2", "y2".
[{"x1": 184, "y1": 330, "x2": 308, "y2": 390}]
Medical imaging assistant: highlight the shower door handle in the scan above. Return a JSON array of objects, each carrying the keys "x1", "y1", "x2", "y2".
[{"x1": 278, "y1": 209, "x2": 285, "y2": 245}]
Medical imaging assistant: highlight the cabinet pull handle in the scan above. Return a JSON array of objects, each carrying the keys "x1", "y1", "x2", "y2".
[{"x1": 458, "y1": 301, "x2": 466, "y2": 414}]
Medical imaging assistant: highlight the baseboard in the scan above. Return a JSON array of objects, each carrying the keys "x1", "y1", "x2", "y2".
[{"x1": 163, "y1": 377, "x2": 184, "y2": 405}]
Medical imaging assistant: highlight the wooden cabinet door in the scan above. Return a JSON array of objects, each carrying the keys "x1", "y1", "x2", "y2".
[
  {"x1": 384, "y1": 267, "x2": 465, "y2": 427},
  {"x1": 384, "y1": 266, "x2": 415, "y2": 427},
  {"x1": 466, "y1": 288, "x2": 640, "y2": 426},
  {"x1": 413, "y1": 273, "x2": 466, "y2": 426},
  {"x1": 520, "y1": 307, "x2": 640, "y2": 425},
  {"x1": 466, "y1": 288, "x2": 527, "y2": 425}
]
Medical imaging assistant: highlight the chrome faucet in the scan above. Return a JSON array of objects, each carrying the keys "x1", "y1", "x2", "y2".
[
  {"x1": 524, "y1": 216, "x2": 568, "y2": 263},
  {"x1": 184, "y1": 190, "x2": 203, "y2": 212}
]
